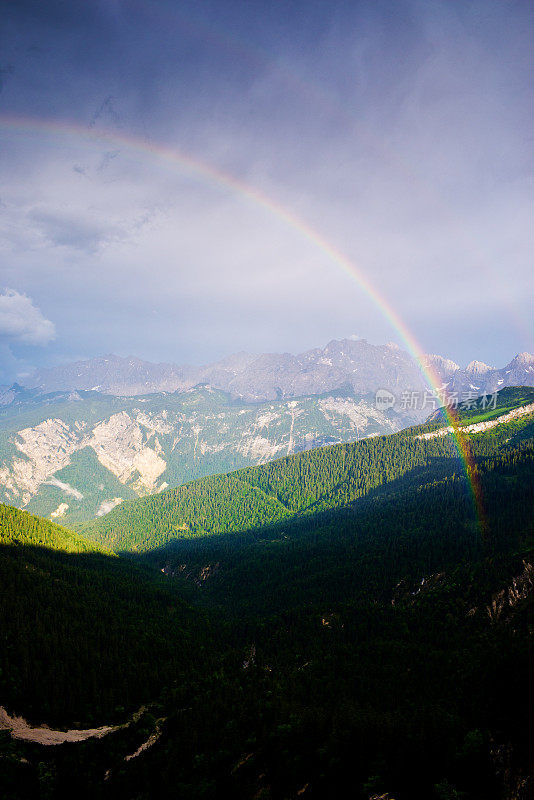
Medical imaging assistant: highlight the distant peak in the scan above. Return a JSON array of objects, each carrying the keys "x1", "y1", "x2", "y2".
[
  {"x1": 465, "y1": 360, "x2": 494, "y2": 375},
  {"x1": 508, "y1": 352, "x2": 534, "y2": 367},
  {"x1": 422, "y1": 354, "x2": 460, "y2": 374}
]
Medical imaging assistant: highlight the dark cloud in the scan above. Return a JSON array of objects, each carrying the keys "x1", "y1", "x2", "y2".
[
  {"x1": 29, "y1": 210, "x2": 119, "y2": 253},
  {"x1": 89, "y1": 96, "x2": 121, "y2": 130}
]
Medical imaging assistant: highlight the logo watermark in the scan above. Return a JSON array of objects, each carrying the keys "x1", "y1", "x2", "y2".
[
  {"x1": 375, "y1": 388, "x2": 396, "y2": 410},
  {"x1": 375, "y1": 388, "x2": 499, "y2": 412}
]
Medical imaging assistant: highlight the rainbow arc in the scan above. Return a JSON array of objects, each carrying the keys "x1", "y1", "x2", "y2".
[{"x1": 0, "y1": 114, "x2": 486, "y2": 532}]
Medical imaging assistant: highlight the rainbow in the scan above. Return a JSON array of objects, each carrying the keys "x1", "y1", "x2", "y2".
[
  {"x1": 125, "y1": 0, "x2": 533, "y2": 349},
  {"x1": 0, "y1": 114, "x2": 486, "y2": 532}
]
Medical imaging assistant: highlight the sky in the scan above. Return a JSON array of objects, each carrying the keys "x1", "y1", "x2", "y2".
[{"x1": 1, "y1": 0, "x2": 533, "y2": 383}]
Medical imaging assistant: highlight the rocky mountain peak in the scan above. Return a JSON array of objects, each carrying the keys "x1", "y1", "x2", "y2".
[
  {"x1": 465, "y1": 360, "x2": 494, "y2": 375},
  {"x1": 17, "y1": 339, "x2": 534, "y2": 403},
  {"x1": 508, "y1": 352, "x2": 534, "y2": 368},
  {"x1": 423, "y1": 354, "x2": 460, "y2": 376}
]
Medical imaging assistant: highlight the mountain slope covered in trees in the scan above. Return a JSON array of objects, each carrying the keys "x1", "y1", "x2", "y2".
[
  {"x1": 1, "y1": 388, "x2": 533, "y2": 800},
  {"x1": 0, "y1": 503, "x2": 100, "y2": 553},
  {"x1": 0, "y1": 505, "x2": 203, "y2": 728},
  {"x1": 0, "y1": 384, "x2": 408, "y2": 524},
  {"x1": 80, "y1": 387, "x2": 534, "y2": 551},
  {"x1": 109, "y1": 438, "x2": 534, "y2": 800}
]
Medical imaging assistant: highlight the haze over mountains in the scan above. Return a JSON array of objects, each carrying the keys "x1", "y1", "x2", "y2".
[{"x1": 17, "y1": 338, "x2": 534, "y2": 401}]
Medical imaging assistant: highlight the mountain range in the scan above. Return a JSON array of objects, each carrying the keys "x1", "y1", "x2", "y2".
[
  {"x1": 19, "y1": 338, "x2": 534, "y2": 401},
  {"x1": 1, "y1": 339, "x2": 533, "y2": 525},
  {"x1": 424, "y1": 350, "x2": 534, "y2": 395},
  {"x1": 0, "y1": 385, "x2": 409, "y2": 524},
  {"x1": 80, "y1": 385, "x2": 534, "y2": 551}
]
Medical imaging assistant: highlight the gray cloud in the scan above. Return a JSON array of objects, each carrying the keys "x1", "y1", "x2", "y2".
[
  {"x1": 29, "y1": 209, "x2": 119, "y2": 253},
  {"x1": 0, "y1": 289, "x2": 56, "y2": 346},
  {"x1": 97, "y1": 150, "x2": 121, "y2": 172},
  {"x1": 89, "y1": 95, "x2": 119, "y2": 129}
]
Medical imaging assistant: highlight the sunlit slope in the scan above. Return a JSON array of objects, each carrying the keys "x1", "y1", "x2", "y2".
[
  {"x1": 0, "y1": 385, "x2": 407, "y2": 524},
  {"x1": 80, "y1": 387, "x2": 534, "y2": 551},
  {"x1": 0, "y1": 502, "x2": 104, "y2": 552}
]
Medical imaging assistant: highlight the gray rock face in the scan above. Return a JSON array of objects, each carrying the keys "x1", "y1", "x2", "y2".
[
  {"x1": 211, "y1": 340, "x2": 428, "y2": 402},
  {"x1": 465, "y1": 360, "x2": 495, "y2": 376},
  {"x1": 422, "y1": 354, "x2": 460, "y2": 378}
]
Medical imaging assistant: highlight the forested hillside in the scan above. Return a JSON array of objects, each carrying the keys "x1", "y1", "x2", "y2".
[
  {"x1": 1, "y1": 388, "x2": 533, "y2": 800},
  {"x1": 81, "y1": 387, "x2": 534, "y2": 551},
  {"x1": 0, "y1": 384, "x2": 407, "y2": 524},
  {"x1": 0, "y1": 505, "x2": 204, "y2": 727},
  {"x1": 0, "y1": 503, "x2": 100, "y2": 552},
  {"x1": 108, "y1": 441, "x2": 534, "y2": 800}
]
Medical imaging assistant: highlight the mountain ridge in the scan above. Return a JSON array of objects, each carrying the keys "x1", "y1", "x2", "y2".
[
  {"x1": 3, "y1": 340, "x2": 533, "y2": 526},
  {"x1": 0, "y1": 384, "x2": 410, "y2": 523},
  {"x1": 17, "y1": 338, "x2": 534, "y2": 403},
  {"x1": 79, "y1": 386, "x2": 534, "y2": 552}
]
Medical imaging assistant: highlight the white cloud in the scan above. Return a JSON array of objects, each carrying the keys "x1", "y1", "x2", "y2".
[{"x1": 0, "y1": 289, "x2": 56, "y2": 345}]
